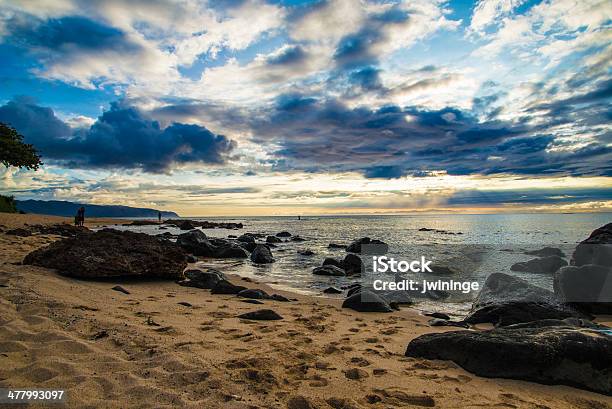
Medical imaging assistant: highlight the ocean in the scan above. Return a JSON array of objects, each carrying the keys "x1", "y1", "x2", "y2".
[{"x1": 111, "y1": 213, "x2": 611, "y2": 317}]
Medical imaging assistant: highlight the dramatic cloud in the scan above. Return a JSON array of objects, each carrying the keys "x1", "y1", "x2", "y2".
[{"x1": 0, "y1": 98, "x2": 235, "y2": 172}]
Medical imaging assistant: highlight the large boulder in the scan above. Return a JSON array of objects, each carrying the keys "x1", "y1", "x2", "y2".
[
  {"x1": 510, "y1": 256, "x2": 567, "y2": 274},
  {"x1": 346, "y1": 237, "x2": 388, "y2": 254},
  {"x1": 554, "y1": 264, "x2": 612, "y2": 314},
  {"x1": 211, "y1": 279, "x2": 247, "y2": 295},
  {"x1": 464, "y1": 273, "x2": 586, "y2": 326},
  {"x1": 237, "y1": 234, "x2": 255, "y2": 243},
  {"x1": 343, "y1": 253, "x2": 363, "y2": 275},
  {"x1": 23, "y1": 229, "x2": 187, "y2": 279},
  {"x1": 571, "y1": 222, "x2": 612, "y2": 266},
  {"x1": 177, "y1": 230, "x2": 247, "y2": 258},
  {"x1": 276, "y1": 231, "x2": 292, "y2": 238},
  {"x1": 266, "y1": 235, "x2": 282, "y2": 243},
  {"x1": 250, "y1": 244, "x2": 275, "y2": 263},
  {"x1": 322, "y1": 257, "x2": 343, "y2": 268},
  {"x1": 178, "y1": 268, "x2": 225, "y2": 289},
  {"x1": 405, "y1": 319, "x2": 612, "y2": 395},
  {"x1": 342, "y1": 290, "x2": 393, "y2": 312},
  {"x1": 312, "y1": 265, "x2": 346, "y2": 276}
]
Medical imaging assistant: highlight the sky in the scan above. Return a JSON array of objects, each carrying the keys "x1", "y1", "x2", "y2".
[{"x1": 0, "y1": 0, "x2": 610, "y2": 216}]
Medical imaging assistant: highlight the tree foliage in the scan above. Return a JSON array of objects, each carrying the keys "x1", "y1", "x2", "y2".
[{"x1": 0, "y1": 122, "x2": 42, "y2": 170}]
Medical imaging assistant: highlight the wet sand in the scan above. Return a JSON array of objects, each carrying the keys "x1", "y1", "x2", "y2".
[{"x1": 0, "y1": 213, "x2": 610, "y2": 408}]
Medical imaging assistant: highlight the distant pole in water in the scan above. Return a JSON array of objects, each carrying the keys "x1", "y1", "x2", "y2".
[{"x1": 298, "y1": 215, "x2": 301, "y2": 220}]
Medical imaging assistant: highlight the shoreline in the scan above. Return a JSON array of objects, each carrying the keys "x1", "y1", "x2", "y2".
[{"x1": 0, "y1": 213, "x2": 610, "y2": 408}]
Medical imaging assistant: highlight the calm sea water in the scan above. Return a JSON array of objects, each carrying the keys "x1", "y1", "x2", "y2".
[{"x1": 111, "y1": 213, "x2": 611, "y2": 317}]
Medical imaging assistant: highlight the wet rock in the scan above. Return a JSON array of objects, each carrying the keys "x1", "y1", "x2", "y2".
[
  {"x1": 554, "y1": 264, "x2": 612, "y2": 314},
  {"x1": 271, "y1": 294, "x2": 290, "y2": 302},
  {"x1": 23, "y1": 229, "x2": 187, "y2": 279},
  {"x1": 405, "y1": 319, "x2": 612, "y2": 395},
  {"x1": 511, "y1": 256, "x2": 567, "y2": 274},
  {"x1": 291, "y1": 236, "x2": 306, "y2": 242},
  {"x1": 6, "y1": 228, "x2": 31, "y2": 237},
  {"x1": 266, "y1": 235, "x2": 282, "y2": 243},
  {"x1": 237, "y1": 234, "x2": 255, "y2": 243},
  {"x1": 464, "y1": 273, "x2": 587, "y2": 326},
  {"x1": 298, "y1": 249, "x2": 315, "y2": 256},
  {"x1": 178, "y1": 268, "x2": 226, "y2": 289},
  {"x1": 525, "y1": 247, "x2": 565, "y2": 258},
  {"x1": 425, "y1": 312, "x2": 451, "y2": 320},
  {"x1": 111, "y1": 285, "x2": 130, "y2": 294},
  {"x1": 211, "y1": 279, "x2": 247, "y2": 295},
  {"x1": 427, "y1": 318, "x2": 468, "y2": 328},
  {"x1": 238, "y1": 288, "x2": 270, "y2": 299},
  {"x1": 276, "y1": 231, "x2": 292, "y2": 237},
  {"x1": 241, "y1": 299, "x2": 264, "y2": 305},
  {"x1": 177, "y1": 230, "x2": 248, "y2": 258},
  {"x1": 323, "y1": 287, "x2": 343, "y2": 294},
  {"x1": 571, "y1": 222, "x2": 612, "y2": 267},
  {"x1": 343, "y1": 253, "x2": 363, "y2": 275},
  {"x1": 342, "y1": 290, "x2": 393, "y2": 313},
  {"x1": 328, "y1": 243, "x2": 347, "y2": 249},
  {"x1": 177, "y1": 301, "x2": 192, "y2": 307},
  {"x1": 250, "y1": 244, "x2": 275, "y2": 264},
  {"x1": 238, "y1": 309, "x2": 283, "y2": 320},
  {"x1": 346, "y1": 237, "x2": 388, "y2": 254},
  {"x1": 312, "y1": 265, "x2": 346, "y2": 277},
  {"x1": 322, "y1": 257, "x2": 343, "y2": 268},
  {"x1": 239, "y1": 241, "x2": 257, "y2": 252}
]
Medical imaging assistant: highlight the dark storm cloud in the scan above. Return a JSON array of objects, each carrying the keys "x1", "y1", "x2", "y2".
[
  {"x1": 5, "y1": 15, "x2": 142, "y2": 57},
  {"x1": 266, "y1": 45, "x2": 307, "y2": 65},
  {"x1": 447, "y1": 187, "x2": 612, "y2": 206},
  {"x1": 248, "y1": 94, "x2": 611, "y2": 178},
  {"x1": 0, "y1": 98, "x2": 236, "y2": 172}
]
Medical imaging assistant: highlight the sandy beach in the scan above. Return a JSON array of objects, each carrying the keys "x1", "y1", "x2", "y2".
[{"x1": 0, "y1": 213, "x2": 610, "y2": 408}]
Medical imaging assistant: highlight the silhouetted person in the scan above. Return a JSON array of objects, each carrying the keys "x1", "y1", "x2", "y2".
[
  {"x1": 74, "y1": 211, "x2": 79, "y2": 227},
  {"x1": 158, "y1": 211, "x2": 162, "y2": 223},
  {"x1": 78, "y1": 206, "x2": 85, "y2": 227}
]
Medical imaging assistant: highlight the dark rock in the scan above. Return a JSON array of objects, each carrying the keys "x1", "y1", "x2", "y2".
[
  {"x1": 342, "y1": 290, "x2": 393, "y2": 313},
  {"x1": 166, "y1": 219, "x2": 243, "y2": 230},
  {"x1": 238, "y1": 309, "x2": 283, "y2": 320},
  {"x1": 298, "y1": 249, "x2": 315, "y2": 256},
  {"x1": 178, "y1": 268, "x2": 226, "y2": 289},
  {"x1": 6, "y1": 228, "x2": 31, "y2": 237},
  {"x1": 525, "y1": 247, "x2": 565, "y2": 258},
  {"x1": 346, "y1": 284, "x2": 362, "y2": 297},
  {"x1": 344, "y1": 368, "x2": 369, "y2": 380},
  {"x1": 276, "y1": 231, "x2": 292, "y2": 237},
  {"x1": 427, "y1": 318, "x2": 468, "y2": 328},
  {"x1": 211, "y1": 279, "x2": 247, "y2": 295},
  {"x1": 239, "y1": 241, "x2": 257, "y2": 252},
  {"x1": 322, "y1": 257, "x2": 343, "y2": 268},
  {"x1": 177, "y1": 230, "x2": 248, "y2": 258},
  {"x1": 323, "y1": 287, "x2": 343, "y2": 294},
  {"x1": 241, "y1": 299, "x2": 264, "y2": 305},
  {"x1": 511, "y1": 256, "x2": 567, "y2": 274},
  {"x1": 177, "y1": 221, "x2": 197, "y2": 230},
  {"x1": 343, "y1": 253, "x2": 363, "y2": 275},
  {"x1": 237, "y1": 288, "x2": 270, "y2": 299},
  {"x1": 111, "y1": 285, "x2": 130, "y2": 294},
  {"x1": 176, "y1": 230, "x2": 208, "y2": 253},
  {"x1": 571, "y1": 222, "x2": 612, "y2": 267},
  {"x1": 31, "y1": 224, "x2": 89, "y2": 237},
  {"x1": 312, "y1": 265, "x2": 345, "y2": 276},
  {"x1": 425, "y1": 312, "x2": 451, "y2": 320},
  {"x1": 23, "y1": 229, "x2": 187, "y2": 279},
  {"x1": 291, "y1": 236, "x2": 306, "y2": 242},
  {"x1": 271, "y1": 294, "x2": 290, "y2": 302},
  {"x1": 328, "y1": 243, "x2": 347, "y2": 249},
  {"x1": 177, "y1": 301, "x2": 192, "y2": 307},
  {"x1": 405, "y1": 319, "x2": 612, "y2": 395},
  {"x1": 250, "y1": 244, "x2": 275, "y2": 263},
  {"x1": 346, "y1": 237, "x2": 388, "y2": 254},
  {"x1": 266, "y1": 235, "x2": 282, "y2": 243},
  {"x1": 186, "y1": 255, "x2": 197, "y2": 263},
  {"x1": 554, "y1": 264, "x2": 612, "y2": 314},
  {"x1": 464, "y1": 273, "x2": 587, "y2": 326},
  {"x1": 237, "y1": 234, "x2": 255, "y2": 243},
  {"x1": 379, "y1": 290, "x2": 413, "y2": 306}
]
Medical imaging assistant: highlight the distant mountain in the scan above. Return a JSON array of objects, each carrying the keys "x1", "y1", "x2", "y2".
[{"x1": 16, "y1": 200, "x2": 179, "y2": 218}]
